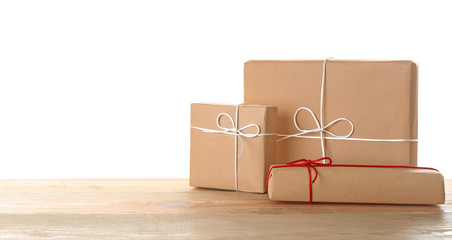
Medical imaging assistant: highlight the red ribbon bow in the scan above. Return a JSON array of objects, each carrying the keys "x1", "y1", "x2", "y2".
[{"x1": 266, "y1": 157, "x2": 332, "y2": 203}]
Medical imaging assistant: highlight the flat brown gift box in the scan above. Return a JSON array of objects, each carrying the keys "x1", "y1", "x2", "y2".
[
  {"x1": 244, "y1": 60, "x2": 418, "y2": 166},
  {"x1": 267, "y1": 164, "x2": 445, "y2": 204},
  {"x1": 190, "y1": 103, "x2": 277, "y2": 193}
]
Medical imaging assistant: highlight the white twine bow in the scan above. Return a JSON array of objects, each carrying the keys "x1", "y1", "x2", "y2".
[
  {"x1": 191, "y1": 104, "x2": 270, "y2": 191},
  {"x1": 199, "y1": 111, "x2": 261, "y2": 157},
  {"x1": 278, "y1": 106, "x2": 354, "y2": 158},
  {"x1": 277, "y1": 57, "x2": 417, "y2": 159}
]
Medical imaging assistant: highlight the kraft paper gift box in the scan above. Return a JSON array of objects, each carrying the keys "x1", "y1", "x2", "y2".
[
  {"x1": 190, "y1": 103, "x2": 277, "y2": 193},
  {"x1": 266, "y1": 159, "x2": 445, "y2": 204},
  {"x1": 244, "y1": 59, "x2": 418, "y2": 166}
]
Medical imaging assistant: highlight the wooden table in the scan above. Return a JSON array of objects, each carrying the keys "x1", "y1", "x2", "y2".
[{"x1": 0, "y1": 179, "x2": 451, "y2": 239}]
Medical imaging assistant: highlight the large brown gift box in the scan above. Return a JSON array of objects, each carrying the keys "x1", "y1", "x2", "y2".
[
  {"x1": 244, "y1": 60, "x2": 418, "y2": 166},
  {"x1": 267, "y1": 163, "x2": 445, "y2": 204},
  {"x1": 190, "y1": 103, "x2": 277, "y2": 193}
]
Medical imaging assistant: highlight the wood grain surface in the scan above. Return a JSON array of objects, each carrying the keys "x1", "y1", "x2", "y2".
[{"x1": 0, "y1": 179, "x2": 451, "y2": 239}]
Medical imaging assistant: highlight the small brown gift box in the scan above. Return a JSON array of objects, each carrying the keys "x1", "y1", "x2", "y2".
[
  {"x1": 267, "y1": 160, "x2": 445, "y2": 204},
  {"x1": 190, "y1": 103, "x2": 277, "y2": 193},
  {"x1": 244, "y1": 59, "x2": 418, "y2": 166}
]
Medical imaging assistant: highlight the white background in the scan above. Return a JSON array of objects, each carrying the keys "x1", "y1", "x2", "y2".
[{"x1": 0, "y1": 0, "x2": 451, "y2": 178}]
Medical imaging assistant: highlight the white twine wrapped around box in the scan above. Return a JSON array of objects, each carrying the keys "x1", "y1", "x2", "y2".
[
  {"x1": 191, "y1": 104, "x2": 276, "y2": 191},
  {"x1": 277, "y1": 58, "x2": 418, "y2": 159}
]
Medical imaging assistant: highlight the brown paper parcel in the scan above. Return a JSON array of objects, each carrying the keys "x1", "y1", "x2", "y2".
[
  {"x1": 267, "y1": 164, "x2": 445, "y2": 204},
  {"x1": 190, "y1": 103, "x2": 277, "y2": 193},
  {"x1": 244, "y1": 60, "x2": 418, "y2": 166}
]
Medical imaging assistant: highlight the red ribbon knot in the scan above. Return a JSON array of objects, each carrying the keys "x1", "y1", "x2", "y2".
[
  {"x1": 285, "y1": 157, "x2": 332, "y2": 184},
  {"x1": 267, "y1": 157, "x2": 332, "y2": 203}
]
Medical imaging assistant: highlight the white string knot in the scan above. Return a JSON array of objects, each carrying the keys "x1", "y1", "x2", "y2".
[
  {"x1": 213, "y1": 112, "x2": 260, "y2": 157},
  {"x1": 278, "y1": 106, "x2": 354, "y2": 157},
  {"x1": 216, "y1": 113, "x2": 261, "y2": 139},
  {"x1": 280, "y1": 107, "x2": 354, "y2": 139}
]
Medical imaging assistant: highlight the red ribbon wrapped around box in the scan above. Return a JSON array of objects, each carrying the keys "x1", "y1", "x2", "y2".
[{"x1": 266, "y1": 157, "x2": 445, "y2": 204}]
